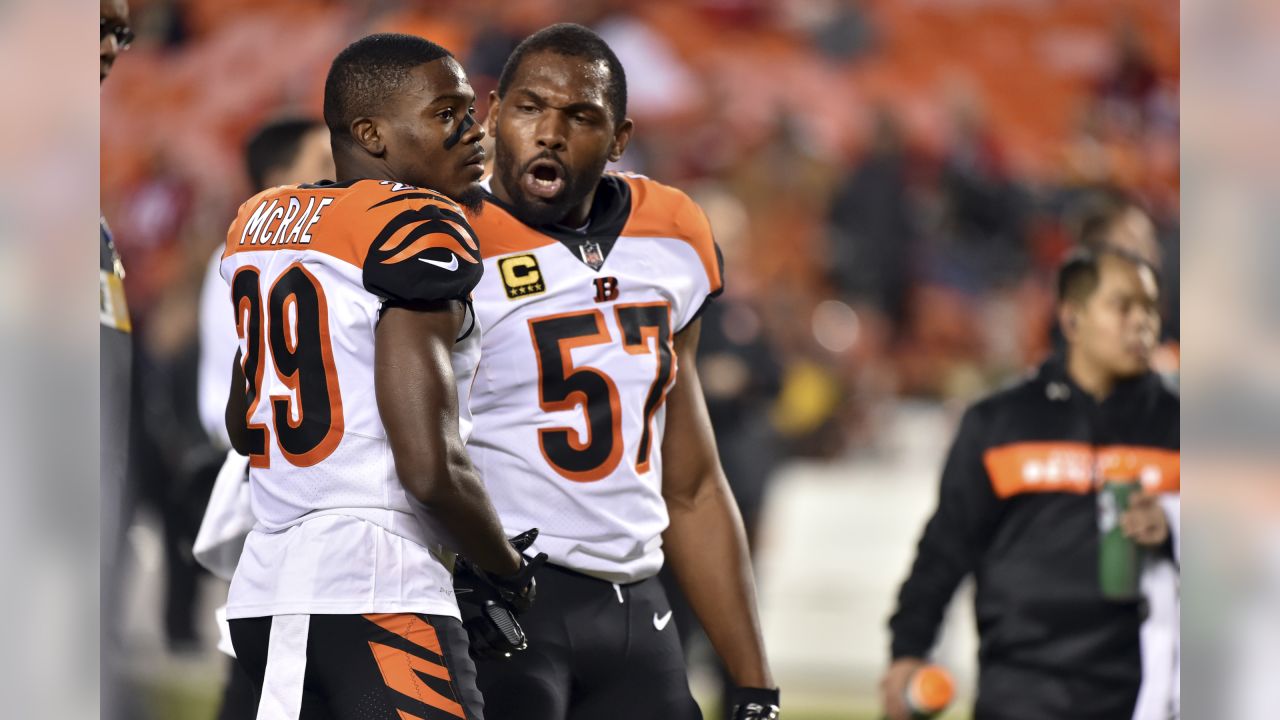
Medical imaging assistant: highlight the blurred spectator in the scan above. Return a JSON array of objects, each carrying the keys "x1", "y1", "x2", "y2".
[
  {"x1": 1096, "y1": 22, "x2": 1160, "y2": 132},
  {"x1": 591, "y1": 2, "x2": 700, "y2": 121},
  {"x1": 935, "y1": 90, "x2": 1031, "y2": 290},
  {"x1": 1069, "y1": 188, "x2": 1162, "y2": 269},
  {"x1": 791, "y1": 0, "x2": 877, "y2": 64},
  {"x1": 884, "y1": 250, "x2": 1179, "y2": 720},
  {"x1": 827, "y1": 108, "x2": 917, "y2": 331}
]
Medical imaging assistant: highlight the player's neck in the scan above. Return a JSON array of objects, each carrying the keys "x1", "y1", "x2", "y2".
[
  {"x1": 334, "y1": 154, "x2": 394, "y2": 185},
  {"x1": 558, "y1": 190, "x2": 596, "y2": 229}
]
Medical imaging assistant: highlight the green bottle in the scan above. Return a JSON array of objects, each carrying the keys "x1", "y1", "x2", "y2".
[{"x1": 1098, "y1": 479, "x2": 1141, "y2": 601}]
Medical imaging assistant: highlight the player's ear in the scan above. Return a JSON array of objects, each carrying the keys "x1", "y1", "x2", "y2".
[
  {"x1": 486, "y1": 90, "x2": 501, "y2": 136},
  {"x1": 608, "y1": 117, "x2": 634, "y2": 163},
  {"x1": 1059, "y1": 304, "x2": 1079, "y2": 341},
  {"x1": 349, "y1": 116, "x2": 385, "y2": 157}
]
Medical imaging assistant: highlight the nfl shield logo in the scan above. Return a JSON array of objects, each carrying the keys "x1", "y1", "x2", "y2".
[{"x1": 579, "y1": 240, "x2": 605, "y2": 271}]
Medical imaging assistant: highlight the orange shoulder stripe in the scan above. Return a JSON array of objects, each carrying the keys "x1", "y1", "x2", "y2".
[
  {"x1": 618, "y1": 174, "x2": 721, "y2": 293},
  {"x1": 224, "y1": 185, "x2": 362, "y2": 267},
  {"x1": 223, "y1": 181, "x2": 478, "y2": 270},
  {"x1": 466, "y1": 201, "x2": 558, "y2": 259}
]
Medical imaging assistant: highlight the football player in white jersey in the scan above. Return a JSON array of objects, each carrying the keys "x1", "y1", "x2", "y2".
[
  {"x1": 462, "y1": 24, "x2": 778, "y2": 720},
  {"x1": 221, "y1": 34, "x2": 538, "y2": 720}
]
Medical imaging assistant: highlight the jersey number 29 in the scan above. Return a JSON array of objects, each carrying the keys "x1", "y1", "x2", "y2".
[{"x1": 232, "y1": 263, "x2": 344, "y2": 468}]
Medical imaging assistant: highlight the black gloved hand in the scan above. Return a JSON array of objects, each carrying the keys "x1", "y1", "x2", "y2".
[
  {"x1": 454, "y1": 528, "x2": 548, "y2": 659},
  {"x1": 728, "y1": 687, "x2": 780, "y2": 720},
  {"x1": 461, "y1": 600, "x2": 527, "y2": 660}
]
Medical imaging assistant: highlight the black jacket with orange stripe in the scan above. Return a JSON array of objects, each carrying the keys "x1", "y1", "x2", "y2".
[{"x1": 889, "y1": 356, "x2": 1179, "y2": 720}]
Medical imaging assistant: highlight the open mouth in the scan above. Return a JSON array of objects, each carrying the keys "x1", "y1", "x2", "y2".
[{"x1": 521, "y1": 158, "x2": 566, "y2": 200}]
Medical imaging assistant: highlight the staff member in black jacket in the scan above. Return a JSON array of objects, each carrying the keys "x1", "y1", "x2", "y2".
[{"x1": 882, "y1": 248, "x2": 1179, "y2": 720}]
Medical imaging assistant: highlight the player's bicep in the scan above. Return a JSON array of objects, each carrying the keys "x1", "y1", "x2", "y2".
[{"x1": 660, "y1": 319, "x2": 723, "y2": 506}]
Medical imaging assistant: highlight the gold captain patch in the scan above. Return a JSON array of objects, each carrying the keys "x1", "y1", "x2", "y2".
[{"x1": 499, "y1": 253, "x2": 546, "y2": 300}]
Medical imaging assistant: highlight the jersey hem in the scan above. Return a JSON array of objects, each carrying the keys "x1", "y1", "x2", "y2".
[{"x1": 225, "y1": 599, "x2": 461, "y2": 621}]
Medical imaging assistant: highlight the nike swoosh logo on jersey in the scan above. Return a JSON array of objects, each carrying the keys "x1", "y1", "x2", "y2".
[
  {"x1": 653, "y1": 610, "x2": 673, "y2": 631},
  {"x1": 419, "y1": 254, "x2": 459, "y2": 272}
]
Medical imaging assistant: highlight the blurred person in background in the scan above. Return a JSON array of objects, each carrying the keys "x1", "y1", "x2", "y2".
[
  {"x1": 827, "y1": 108, "x2": 917, "y2": 334},
  {"x1": 883, "y1": 249, "x2": 1179, "y2": 720},
  {"x1": 100, "y1": 2, "x2": 136, "y2": 719},
  {"x1": 1070, "y1": 189, "x2": 1163, "y2": 271},
  {"x1": 193, "y1": 116, "x2": 334, "y2": 720},
  {"x1": 462, "y1": 23, "x2": 778, "y2": 720},
  {"x1": 221, "y1": 34, "x2": 536, "y2": 719},
  {"x1": 1066, "y1": 189, "x2": 1179, "y2": 373},
  {"x1": 937, "y1": 90, "x2": 1032, "y2": 291}
]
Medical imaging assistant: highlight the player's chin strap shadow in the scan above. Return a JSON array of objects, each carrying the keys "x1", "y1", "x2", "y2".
[{"x1": 443, "y1": 112, "x2": 476, "y2": 150}]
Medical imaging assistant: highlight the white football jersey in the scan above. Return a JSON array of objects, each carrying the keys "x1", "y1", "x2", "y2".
[
  {"x1": 466, "y1": 173, "x2": 722, "y2": 583},
  {"x1": 219, "y1": 179, "x2": 483, "y2": 619}
]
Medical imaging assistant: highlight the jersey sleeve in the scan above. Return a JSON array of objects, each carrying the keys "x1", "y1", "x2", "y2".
[
  {"x1": 356, "y1": 187, "x2": 484, "y2": 307},
  {"x1": 619, "y1": 175, "x2": 725, "y2": 332},
  {"x1": 658, "y1": 183, "x2": 723, "y2": 331}
]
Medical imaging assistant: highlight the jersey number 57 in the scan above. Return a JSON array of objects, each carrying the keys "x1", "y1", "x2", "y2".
[{"x1": 528, "y1": 303, "x2": 674, "y2": 482}]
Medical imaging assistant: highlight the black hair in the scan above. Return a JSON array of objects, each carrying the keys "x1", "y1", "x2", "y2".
[
  {"x1": 1057, "y1": 247, "x2": 1158, "y2": 304},
  {"x1": 323, "y1": 33, "x2": 453, "y2": 146},
  {"x1": 1067, "y1": 188, "x2": 1142, "y2": 252},
  {"x1": 244, "y1": 117, "x2": 324, "y2": 191},
  {"x1": 497, "y1": 23, "x2": 628, "y2": 125}
]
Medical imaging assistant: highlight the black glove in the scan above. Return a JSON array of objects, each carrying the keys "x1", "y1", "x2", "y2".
[
  {"x1": 728, "y1": 687, "x2": 780, "y2": 720},
  {"x1": 454, "y1": 528, "x2": 548, "y2": 659}
]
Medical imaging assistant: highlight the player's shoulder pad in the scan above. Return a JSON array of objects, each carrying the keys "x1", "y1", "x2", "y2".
[
  {"x1": 353, "y1": 180, "x2": 483, "y2": 306},
  {"x1": 617, "y1": 173, "x2": 723, "y2": 294}
]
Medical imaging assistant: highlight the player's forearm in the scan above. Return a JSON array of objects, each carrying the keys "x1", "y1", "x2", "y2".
[
  {"x1": 375, "y1": 305, "x2": 520, "y2": 576},
  {"x1": 399, "y1": 444, "x2": 520, "y2": 576},
  {"x1": 664, "y1": 474, "x2": 774, "y2": 689}
]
